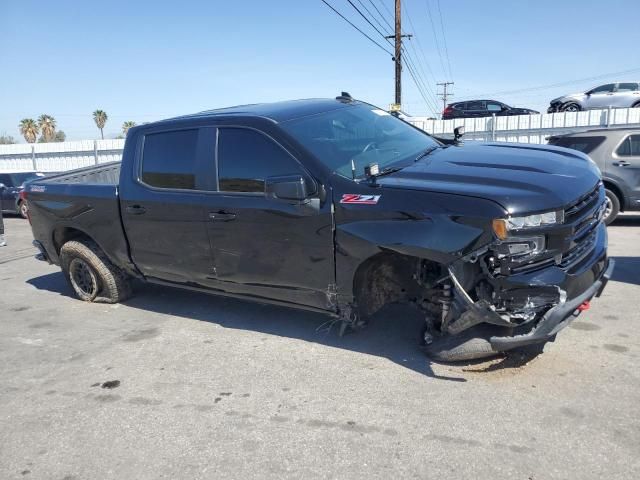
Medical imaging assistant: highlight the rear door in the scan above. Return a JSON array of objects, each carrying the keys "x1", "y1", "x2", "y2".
[
  {"x1": 120, "y1": 127, "x2": 216, "y2": 285},
  {"x1": 613, "y1": 82, "x2": 640, "y2": 108},
  {"x1": 201, "y1": 126, "x2": 335, "y2": 310},
  {"x1": 609, "y1": 133, "x2": 640, "y2": 207},
  {"x1": 465, "y1": 101, "x2": 487, "y2": 117}
]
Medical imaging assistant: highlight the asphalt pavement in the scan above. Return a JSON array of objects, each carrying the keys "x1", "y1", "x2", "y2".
[{"x1": 1, "y1": 215, "x2": 639, "y2": 480}]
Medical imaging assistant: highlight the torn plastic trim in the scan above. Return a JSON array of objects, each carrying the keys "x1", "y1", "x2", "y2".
[
  {"x1": 490, "y1": 258, "x2": 614, "y2": 351},
  {"x1": 445, "y1": 266, "x2": 515, "y2": 335}
]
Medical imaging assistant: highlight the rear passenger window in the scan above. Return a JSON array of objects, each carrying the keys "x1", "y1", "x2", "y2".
[
  {"x1": 550, "y1": 136, "x2": 605, "y2": 154},
  {"x1": 466, "y1": 101, "x2": 485, "y2": 110},
  {"x1": 141, "y1": 129, "x2": 199, "y2": 189},
  {"x1": 617, "y1": 83, "x2": 638, "y2": 92},
  {"x1": 616, "y1": 135, "x2": 640, "y2": 156},
  {"x1": 217, "y1": 128, "x2": 304, "y2": 193}
]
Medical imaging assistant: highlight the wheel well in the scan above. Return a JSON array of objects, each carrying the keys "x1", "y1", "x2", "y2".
[
  {"x1": 353, "y1": 251, "x2": 441, "y2": 318},
  {"x1": 52, "y1": 227, "x2": 93, "y2": 255},
  {"x1": 632, "y1": 100, "x2": 640, "y2": 107},
  {"x1": 603, "y1": 181, "x2": 625, "y2": 212}
]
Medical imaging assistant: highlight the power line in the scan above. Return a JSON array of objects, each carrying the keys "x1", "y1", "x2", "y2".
[
  {"x1": 346, "y1": 0, "x2": 393, "y2": 45},
  {"x1": 403, "y1": 56, "x2": 438, "y2": 116},
  {"x1": 375, "y1": 0, "x2": 394, "y2": 21},
  {"x1": 468, "y1": 67, "x2": 640, "y2": 97},
  {"x1": 366, "y1": 0, "x2": 393, "y2": 31},
  {"x1": 354, "y1": 0, "x2": 391, "y2": 36},
  {"x1": 423, "y1": 0, "x2": 449, "y2": 81},
  {"x1": 402, "y1": 1, "x2": 440, "y2": 109},
  {"x1": 319, "y1": 0, "x2": 394, "y2": 56},
  {"x1": 435, "y1": 0, "x2": 453, "y2": 81},
  {"x1": 402, "y1": 44, "x2": 439, "y2": 113}
]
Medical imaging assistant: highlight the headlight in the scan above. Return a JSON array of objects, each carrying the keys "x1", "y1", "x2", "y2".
[
  {"x1": 493, "y1": 210, "x2": 563, "y2": 239},
  {"x1": 493, "y1": 236, "x2": 546, "y2": 260}
]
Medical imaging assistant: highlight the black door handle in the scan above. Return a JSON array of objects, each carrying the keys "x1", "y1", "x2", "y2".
[
  {"x1": 209, "y1": 211, "x2": 237, "y2": 222},
  {"x1": 614, "y1": 160, "x2": 631, "y2": 167},
  {"x1": 126, "y1": 205, "x2": 146, "y2": 215}
]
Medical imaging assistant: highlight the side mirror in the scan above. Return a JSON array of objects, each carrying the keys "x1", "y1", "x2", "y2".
[
  {"x1": 266, "y1": 175, "x2": 309, "y2": 201},
  {"x1": 501, "y1": 105, "x2": 510, "y2": 111},
  {"x1": 454, "y1": 126, "x2": 465, "y2": 141}
]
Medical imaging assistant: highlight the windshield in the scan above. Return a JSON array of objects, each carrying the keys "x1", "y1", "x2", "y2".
[
  {"x1": 281, "y1": 103, "x2": 439, "y2": 179},
  {"x1": 10, "y1": 172, "x2": 42, "y2": 186}
]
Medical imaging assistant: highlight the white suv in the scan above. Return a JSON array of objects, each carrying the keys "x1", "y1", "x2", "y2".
[{"x1": 548, "y1": 82, "x2": 640, "y2": 112}]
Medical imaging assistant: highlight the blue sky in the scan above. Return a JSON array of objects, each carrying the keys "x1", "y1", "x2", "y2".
[{"x1": 1, "y1": 0, "x2": 639, "y2": 141}]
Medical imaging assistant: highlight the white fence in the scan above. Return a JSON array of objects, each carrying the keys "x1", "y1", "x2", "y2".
[
  {"x1": 407, "y1": 106, "x2": 640, "y2": 143},
  {"x1": 2, "y1": 107, "x2": 640, "y2": 172},
  {"x1": 0, "y1": 139, "x2": 125, "y2": 172}
]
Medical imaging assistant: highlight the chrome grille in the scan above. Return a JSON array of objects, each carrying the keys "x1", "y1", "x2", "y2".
[
  {"x1": 560, "y1": 229, "x2": 598, "y2": 269},
  {"x1": 564, "y1": 184, "x2": 600, "y2": 220}
]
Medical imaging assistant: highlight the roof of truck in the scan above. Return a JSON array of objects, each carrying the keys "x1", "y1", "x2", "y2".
[{"x1": 166, "y1": 98, "x2": 355, "y2": 124}]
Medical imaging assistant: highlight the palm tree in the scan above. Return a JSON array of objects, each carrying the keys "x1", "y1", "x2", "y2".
[
  {"x1": 19, "y1": 119, "x2": 39, "y2": 143},
  {"x1": 122, "y1": 121, "x2": 136, "y2": 136},
  {"x1": 38, "y1": 114, "x2": 57, "y2": 142},
  {"x1": 93, "y1": 110, "x2": 108, "y2": 139}
]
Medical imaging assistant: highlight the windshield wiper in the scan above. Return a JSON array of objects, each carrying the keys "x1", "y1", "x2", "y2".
[
  {"x1": 415, "y1": 145, "x2": 441, "y2": 162},
  {"x1": 372, "y1": 165, "x2": 406, "y2": 178}
]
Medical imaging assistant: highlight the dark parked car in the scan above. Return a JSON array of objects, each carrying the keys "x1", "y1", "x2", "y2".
[
  {"x1": 548, "y1": 128, "x2": 640, "y2": 223},
  {"x1": 25, "y1": 95, "x2": 612, "y2": 362},
  {"x1": 0, "y1": 172, "x2": 45, "y2": 218},
  {"x1": 442, "y1": 100, "x2": 538, "y2": 120}
]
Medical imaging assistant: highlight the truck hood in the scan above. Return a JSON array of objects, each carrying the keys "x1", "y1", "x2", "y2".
[
  {"x1": 551, "y1": 92, "x2": 584, "y2": 103},
  {"x1": 377, "y1": 142, "x2": 601, "y2": 214}
]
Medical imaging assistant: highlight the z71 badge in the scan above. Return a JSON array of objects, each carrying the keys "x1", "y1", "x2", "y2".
[{"x1": 340, "y1": 194, "x2": 381, "y2": 205}]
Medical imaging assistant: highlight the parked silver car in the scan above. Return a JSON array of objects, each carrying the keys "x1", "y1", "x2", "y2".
[
  {"x1": 548, "y1": 82, "x2": 640, "y2": 112},
  {"x1": 548, "y1": 128, "x2": 640, "y2": 223}
]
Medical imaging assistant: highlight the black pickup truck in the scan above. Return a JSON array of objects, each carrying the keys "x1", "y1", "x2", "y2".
[{"x1": 25, "y1": 95, "x2": 614, "y2": 361}]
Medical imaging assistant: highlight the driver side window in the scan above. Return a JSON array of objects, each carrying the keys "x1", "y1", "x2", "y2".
[
  {"x1": 217, "y1": 128, "x2": 312, "y2": 193},
  {"x1": 589, "y1": 84, "x2": 615, "y2": 94}
]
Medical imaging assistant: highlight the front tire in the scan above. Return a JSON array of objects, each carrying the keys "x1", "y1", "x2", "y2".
[
  {"x1": 561, "y1": 102, "x2": 581, "y2": 112},
  {"x1": 60, "y1": 239, "x2": 132, "y2": 303},
  {"x1": 604, "y1": 189, "x2": 620, "y2": 225}
]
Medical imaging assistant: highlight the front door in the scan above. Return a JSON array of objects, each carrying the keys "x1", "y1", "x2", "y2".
[
  {"x1": 584, "y1": 83, "x2": 616, "y2": 109},
  {"x1": 201, "y1": 127, "x2": 335, "y2": 311},
  {"x1": 608, "y1": 133, "x2": 640, "y2": 207}
]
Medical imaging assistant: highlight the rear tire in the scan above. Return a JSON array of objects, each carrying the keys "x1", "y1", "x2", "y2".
[
  {"x1": 60, "y1": 239, "x2": 132, "y2": 303},
  {"x1": 561, "y1": 102, "x2": 581, "y2": 112},
  {"x1": 604, "y1": 189, "x2": 620, "y2": 225},
  {"x1": 17, "y1": 201, "x2": 28, "y2": 219}
]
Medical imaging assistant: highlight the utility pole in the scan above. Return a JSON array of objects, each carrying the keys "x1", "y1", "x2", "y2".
[
  {"x1": 394, "y1": 0, "x2": 402, "y2": 106},
  {"x1": 385, "y1": 0, "x2": 411, "y2": 112},
  {"x1": 437, "y1": 81, "x2": 454, "y2": 111}
]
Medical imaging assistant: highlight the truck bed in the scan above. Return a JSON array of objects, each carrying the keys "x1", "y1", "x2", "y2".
[
  {"x1": 39, "y1": 162, "x2": 121, "y2": 185},
  {"x1": 26, "y1": 162, "x2": 132, "y2": 272}
]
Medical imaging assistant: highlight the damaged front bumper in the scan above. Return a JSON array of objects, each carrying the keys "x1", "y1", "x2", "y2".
[
  {"x1": 490, "y1": 256, "x2": 614, "y2": 351},
  {"x1": 444, "y1": 219, "x2": 613, "y2": 353}
]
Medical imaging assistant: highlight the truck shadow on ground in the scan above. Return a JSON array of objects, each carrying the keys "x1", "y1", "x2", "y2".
[
  {"x1": 28, "y1": 272, "x2": 542, "y2": 381},
  {"x1": 610, "y1": 256, "x2": 640, "y2": 286},
  {"x1": 610, "y1": 214, "x2": 640, "y2": 227}
]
